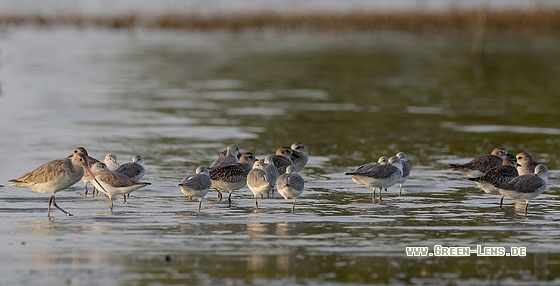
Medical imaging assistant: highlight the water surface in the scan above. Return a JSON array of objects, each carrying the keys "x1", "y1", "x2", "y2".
[{"x1": 0, "y1": 27, "x2": 559, "y2": 285}]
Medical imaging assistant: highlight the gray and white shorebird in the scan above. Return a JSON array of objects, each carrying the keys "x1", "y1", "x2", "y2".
[
  {"x1": 90, "y1": 162, "x2": 151, "y2": 210},
  {"x1": 269, "y1": 146, "x2": 293, "y2": 174},
  {"x1": 515, "y1": 152, "x2": 542, "y2": 176},
  {"x1": 345, "y1": 156, "x2": 403, "y2": 204},
  {"x1": 276, "y1": 165, "x2": 305, "y2": 213},
  {"x1": 395, "y1": 152, "x2": 411, "y2": 196},
  {"x1": 178, "y1": 166, "x2": 212, "y2": 212},
  {"x1": 247, "y1": 161, "x2": 274, "y2": 210},
  {"x1": 262, "y1": 155, "x2": 280, "y2": 197},
  {"x1": 449, "y1": 147, "x2": 510, "y2": 178},
  {"x1": 347, "y1": 156, "x2": 389, "y2": 186},
  {"x1": 116, "y1": 154, "x2": 146, "y2": 201},
  {"x1": 104, "y1": 153, "x2": 120, "y2": 171},
  {"x1": 495, "y1": 164, "x2": 548, "y2": 214},
  {"x1": 290, "y1": 142, "x2": 309, "y2": 172},
  {"x1": 468, "y1": 156, "x2": 519, "y2": 206},
  {"x1": 9, "y1": 147, "x2": 105, "y2": 217},
  {"x1": 209, "y1": 152, "x2": 257, "y2": 207},
  {"x1": 209, "y1": 144, "x2": 240, "y2": 169}
]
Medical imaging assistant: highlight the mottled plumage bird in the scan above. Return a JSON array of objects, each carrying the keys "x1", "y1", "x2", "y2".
[
  {"x1": 449, "y1": 147, "x2": 509, "y2": 178},
  {"x1": 269, "y1": 146, "x2": 293, "y2": 174},
  {"x1": 209, "y1": 152, "x2": 257, "y2": 207},
  {"x1": 469, "y1": 156, "x2": 519, "y2": 206}
]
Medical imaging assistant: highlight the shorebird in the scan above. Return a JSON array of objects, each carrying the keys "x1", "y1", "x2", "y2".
[
  {"x1": 247, "y1": 161, "x2": 274, "y2": 210},
  {"x1": 262, "y1": 155, "x2": 280, "y2": 197},
  {"x1": 116, "y1": 155, "x2": 146, "y2": 201},
  {"x1": 70, "y1": 147, "x2": 100, "y2": 196},
  {"x1": 269, "y1": 146, "x2": 293, "y2": 174},
  {"x1": 276, "y1": 165, "x2": 305, "y2": 213},
  {"x1": 347, "y1": 156, "x2": 389, "y2": 186},
  {"x1": 116, "y1": 155, "x2": 146, "y2": 181},
  {"x1": 495, "y1": 164, "x2": 548, "y2": 214},
  {"x1": 395, "y1": 152, "x2": 410, "y2": 196},
  {"x1": 468, "y1": 156, "x2": 519, "y2": 206},
  {"x1": 515, "y1": 152, "x2": 542, "y2": 176},
  {"x1": 290, "y1": 142, "x2": 309, "y2": 172},
  {"x1": 90, "y1": 162, "x2": 150, "y2": 210},
  {"x1": 449, "y1": 147, "x2": 510, "y2": 178},
  {"x1": 9, "y1": 147, "x2": 105, "y2": 217},
  {"x1": 209, "y1": 144, "x2": 240, "y2": 169},
  {"x1": 209, "y1": 152, "x2": 257, "y2": 207},
  {"x1": 345, "y1": 156, "x2": 403, "y2": 204},
  {"x1": 104, "y1": 153, "x2": 120, "y2": 171},
  {"x1": 178, "y1": 166, "x2": 212, "y2": 213}
]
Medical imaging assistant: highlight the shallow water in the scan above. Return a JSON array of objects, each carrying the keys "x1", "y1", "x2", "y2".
[{"x1": 0, "y1": 27, "x2": 560, "y2": 285}]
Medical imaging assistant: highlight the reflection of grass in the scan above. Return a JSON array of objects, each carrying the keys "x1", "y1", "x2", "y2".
[{"x1": 0, "y1": 9, "x2": 559, "y2": 32}]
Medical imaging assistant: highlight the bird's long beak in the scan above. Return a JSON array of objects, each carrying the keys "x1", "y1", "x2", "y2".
[{"x1": 83, "y1": 165, "x2": 107, "y2": 194}]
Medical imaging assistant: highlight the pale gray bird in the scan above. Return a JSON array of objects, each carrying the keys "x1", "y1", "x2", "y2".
[
  {"x1": 345, "y1": 156, "x2": 403, "y2": 204},
  {"x1": 178, "y1": 166, "x2": 212, "y2": 212},
  {"x1": 276, "y1": 165, "x2": 305, "y2": 213},
  {"x1": 290, "y1": 142, "x2": 309, "y2": 172},
  {"x1": 104, "y1": 153, "x2": 120, "y2": 171},
  {"x1": 395, "y1": 152, "x2": 411, "y2": 196},
  {"x1": 347, "y1": 156, "x2": 389, "y2": 186},
  {"x1": 495, "y1": 164, "x2": 548, "y2": 214},
  {"x1": 116, "y1": 155, "x2": 146, "y2": 181},
  {"x1": 262, "y1": 155, "x2": 280, "y2": 197},
  {"x1": 247, "y1": 161, "x2": 274, "y2": 210},
  {"x1": 209, "y1": 144, "x2": 240, "y2": 169},
  {"x1": 209, "y1": 152, "x2": 257, "y2": 207},
  {"x1": 449, "y1": 147, "x2": 509, "y2": 178}
]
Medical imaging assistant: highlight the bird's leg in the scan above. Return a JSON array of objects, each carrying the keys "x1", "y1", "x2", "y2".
[
  {"x1": 48, "y1": 195, "x2": 53, "y2": 217},
  {"x1": 399, "y1": 184, "x2": 403, "y2": 196},
  {"x1": 198, "y1": 199, "x2": 202, "y2": 213},
  {"x1": 378, "y1": 189, "x2": 383, "y2": 204},
  {"x1": 227, "y1": 192, "x2": 232, "y2": 208},
  {"x1": 255, "y1": 196, "x2": 259, "y2": 210},
  {"x1": 499, "y1": 196, "x2": 504, "y2": 208},
  {"x1": 84, "y1": 182, "x2": 89, "y2": 196},
  {"x1": 123, "y1": 194, "x2": 127, "y2": 203},
  {"x1": 51, "y1": 195, "x2": 72, "y2": 216},
  {"x1": 525, "y1": 201, "x2": 529, "y2": 215},
  {"x1": 216, "y1": 189, "x2": 223, "y2": 201},
  {"x1": 291, "y1": 199, "x2": 296, "y2": 214}
]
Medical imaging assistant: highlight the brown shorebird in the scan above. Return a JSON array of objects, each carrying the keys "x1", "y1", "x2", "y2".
[
  {"x1": 178, "y1": 166, "x2": 212, "y2": 213},
  {"x1": 515, "y1": 152, "x2": 542, "y2": 176},
  {"x1": 90, "y1": 162, "x2": 150, "y2": 211},
  {"x1": 70, "y1": 146, "x2": 100, "y2": 197},
  {"x1": 209, "y1": 152, "x2": 257, "y2": 207},
  {"x1": 276, "y1": 165, "x2": 305, "y2": 213},
  {"x1": 449, "y1": 147, "x2": 510, "y2": 178},
  {"x1": 209, "y1": 144, "x2": 240, "y2": 169},
  {"x1": 269, "y1": 146, "x2": 293, "y2": 174},
  {"x1": 9, "y1": 147, "x2": 104, "y2": 217}
]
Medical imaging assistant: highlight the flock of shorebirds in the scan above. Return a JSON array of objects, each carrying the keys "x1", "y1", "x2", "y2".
[{"x1": 6, "y1": 143, "x2": 548, "y2": 217}]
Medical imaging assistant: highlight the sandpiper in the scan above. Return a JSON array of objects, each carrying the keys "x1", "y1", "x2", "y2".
[
  {"x1": 395, "y1": 152, "x2": 410, "y2": 196},
  {"x1": 247, "y1": 161, "x2": 274, "y2": 210},
  {"x1": 9, "y1": 147, "x2": 104, "y2": 217},
  {"x1": 345, "y1": 156, "x2": 403, "y2": 204},
  {"x1": 104, "y1": 153, "x2": 120, "y2": 171},
  {"x1": 347, "y1": 156, "x2": 389, "y2": 186},
  {"x1": 449, "y1": 147, "x2": 510, "y2": 178},
  {"x1": 276, "y1": 165, "x2": 305, "y2": 213},
  {"x1": 468, "y1": 156, "x2": 519, "y2": 206},
  {"x1": 495, "y1": 164, "x2": 547, "y2": 214},
  {"x1": 262, "y1": 155, "x2": 280, "y2": 197},
  {"x1": 90, "y1": 162, "x2": 151, "y2": 210},
  {"x1": 515, "y1": 152, "x2": 542, "y2": 176},
  {"x1": 209, "y1": 152, "x2": 257, "y2": 207},
  {"x1": 290, "y1": 142, "x2": 309, "y2": 172},
  {"x1": 209, "y1": 144, "x2": 240, "y2": 169},
  {"x1": 116, "y1": 154, "x2": 146, "y2": 201},
  {"x1": 70, "y1": 147, "x2": 100, "y2": 196},
  {"x1": 178, "y1": 166, "x2": 212, "y2": 212},
  {"x1": 269, "y1": 146, "x2": 293, "y2": 174}
]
